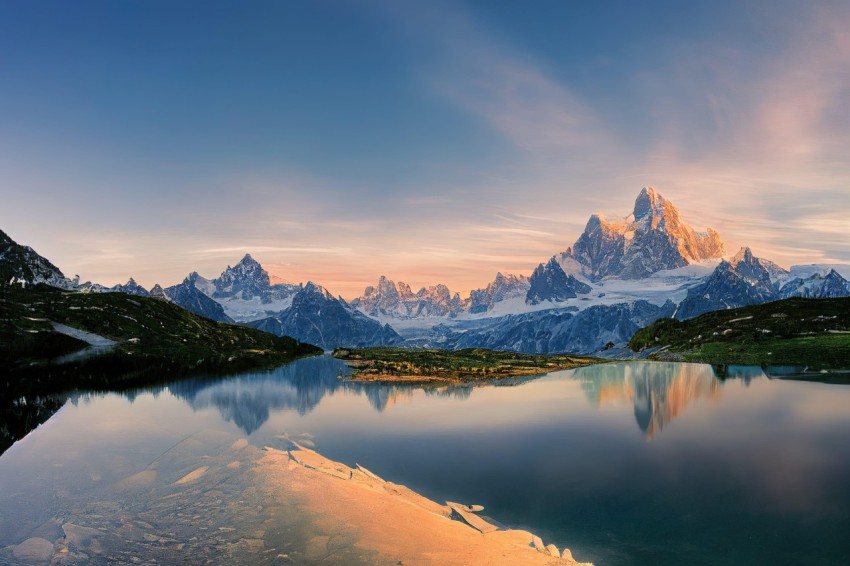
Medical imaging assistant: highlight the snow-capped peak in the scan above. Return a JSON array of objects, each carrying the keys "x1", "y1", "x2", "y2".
[
  {"x1": 729, "y1": 247, "x2": 788, "y2": 282},
  {"x1": 565, "y1": 187, "x2": 725, "y2": 280}
]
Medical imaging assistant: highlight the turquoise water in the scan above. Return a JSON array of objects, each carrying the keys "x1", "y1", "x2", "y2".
[{"x1": 1, "y1": 357, "x2": 849, "y2": 564}]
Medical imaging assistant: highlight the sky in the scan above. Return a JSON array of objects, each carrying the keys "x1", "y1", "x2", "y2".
[{"x1": 1, "y1": 0, "x2": 849, "y2": 298}]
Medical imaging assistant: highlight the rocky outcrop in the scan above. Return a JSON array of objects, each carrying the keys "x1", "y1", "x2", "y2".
[
  {"x1": 149, "y1": 284, "x2": 169, "y2": 300},
  {"x1": 110, "y1": 278, "x2": 151, "y2": 297},
  {"x1": 352, "y1": 276, "x2": 465, "y2": 318},
  {"x1": 164, "y1": 273, "x2": 234, "y2": 323},
  {"x1": 467, "y1": 272, "x2": 529, "y2": 313},
  {"x1": 526, "y1": 258, "x2": 591, "y2": 305}
]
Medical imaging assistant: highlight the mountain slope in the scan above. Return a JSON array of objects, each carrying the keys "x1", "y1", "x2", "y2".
[
  {"x1": 248, "y1": 282, "x2": 402, "y2": 349},
  {"x1": 445, "y1": 300, "x2": 674, "y2": 355},
  {"x1": 675, "y1": 248, "x2": 780, "y2": 319},
  {"x1": 1, "y1": 283, "x2": 321, "y2": 378},
  {"x1": 165, "y1": 273, "x2": 235, "y2": 323},
  {"x1": 779, "y1": 269, "x2": 850, "y2": 299},
  {"x1": 0, "y1": 229, "x2": 71, "y2": 288},
  {"x1": 630, "y1": 297, "x2": 850, "y2": 368}
]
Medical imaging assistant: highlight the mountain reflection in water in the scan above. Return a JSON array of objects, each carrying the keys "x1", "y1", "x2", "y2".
[
  {"x1": 69, "y1": 356, "x2": 475, "y2": 435},
  {"x1": 573, "y1": 363, "x2": 721, "y2": 439},
  {"x1": 1, "y1": 357, "x2": 829, "y2": 454}
]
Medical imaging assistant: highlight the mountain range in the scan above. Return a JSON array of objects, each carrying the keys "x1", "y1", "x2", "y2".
[{"x1": 3, "y1": 186, "x2": 848, "y2": 354}]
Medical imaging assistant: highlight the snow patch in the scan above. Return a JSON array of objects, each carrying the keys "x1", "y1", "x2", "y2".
[{"x1": 52, "y1": 322, "x2": 117, "y2": 347}]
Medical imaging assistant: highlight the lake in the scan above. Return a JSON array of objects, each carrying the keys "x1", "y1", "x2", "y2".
[{"x1": 1, "y1": 357, "x2": 849, "y2": 565}]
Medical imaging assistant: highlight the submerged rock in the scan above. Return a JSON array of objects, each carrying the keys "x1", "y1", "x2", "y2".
[
  {"x1": 10, "y1": 537, "x2": 54, "y2": 562},
  {"x1": 173, "y1": 466, "x2": 210, "y2": 485}
]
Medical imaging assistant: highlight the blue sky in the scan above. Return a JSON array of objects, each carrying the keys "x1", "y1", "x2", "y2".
[{"x1": 2, "y1": 0, "x2": 849, "y2": 296}]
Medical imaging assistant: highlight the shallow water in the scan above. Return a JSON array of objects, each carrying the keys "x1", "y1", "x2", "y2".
[{"x1": 1, "y1": 357, "x2": 849, "y2": 565}]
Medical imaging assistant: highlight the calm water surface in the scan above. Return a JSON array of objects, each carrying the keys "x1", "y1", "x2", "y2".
[{"x1": 1, "y1": 357, "x2": 849, "y2": 565}]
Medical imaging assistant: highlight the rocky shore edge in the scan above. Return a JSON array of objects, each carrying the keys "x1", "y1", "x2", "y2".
[{"x1": 265, "y1": 440, "x2": 592, "y2": 565}]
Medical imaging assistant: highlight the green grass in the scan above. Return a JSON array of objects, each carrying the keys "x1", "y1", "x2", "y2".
[
  {"x1": 1, "y1": 284, "x2": 322, "y2": 387},
  {"x1": 682, "y1": 334, "x2": 850, "y2": 367},
  {"x1": 333, "y1": 346, "x2": 602, "y2": 382},
  {"x1": 630, "y1": 297, "x2": 850, "y2": 368}
]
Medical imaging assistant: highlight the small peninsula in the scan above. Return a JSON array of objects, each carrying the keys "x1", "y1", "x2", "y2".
[{"x1": 333, "y1": 346, "x2": 602, "y2": 383}]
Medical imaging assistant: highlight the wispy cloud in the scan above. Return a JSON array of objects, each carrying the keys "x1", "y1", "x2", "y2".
[
  {"x1": 411, "y1": 4, "x2": 618, "y2": 169},
  {"x1": 7, "y1": 1, "x2": 849, "y2": 297},
  {"x1": 192, "y1": 246, "x2": 352, "y2": 255}
]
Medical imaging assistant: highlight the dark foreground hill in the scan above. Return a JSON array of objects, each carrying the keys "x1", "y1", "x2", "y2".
[{"x1": 0, "y1": 284, "x2": 321, "y2": 389}]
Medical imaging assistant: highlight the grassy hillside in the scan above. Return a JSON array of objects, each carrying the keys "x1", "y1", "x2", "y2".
[
  {"x1": 1, "y1": 284, "x2": 321, "y2": 387},
  {"x1": 629, "y1": 297, "x2": 850, "y2": 368},
  {"x1": 333, "y1": 346, "x2": 602, "y2": 382}
]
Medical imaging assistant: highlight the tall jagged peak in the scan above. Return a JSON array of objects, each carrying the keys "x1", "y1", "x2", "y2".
[
  {"x1": 218, "y1": 253, "x2": 266, "y2": 282},
  {"x1": 633, "y1": 186, "x2": 664, "y2": 220},
  {"x1": 729, "y1": 247, "x2": 788, "y2": 281},
  {"x1": 353, "y1": 276, "x2": 464, "y2": 318},
  {"x1": 149, "y1": 283, "x2": 168, "y2": 300},
  {"x1": 585, "y1": 212, "x2": 608, "y2": 228},
  {"x1": 730, "y1": 247, "x2": 755, "y2": 265},
  {"x1": 236, "y1": 253, "x2": 259, "y2": 266},
  {"x1": 492, "y1": 272, "x2": 527, "y2": 285},
  {"x1": 214, "y1": 253, "x2": 270, "y2": 297},
  {"x1": 377, "y1": 275, "x2": 396, "y2": 291},
  {"x1": 419, "y1": 283, "x2": 451, "y2": 297},
  {"x1": 301, "y1": 280, "x2": 333, "y2": 299},
  {"x1": 566, "y1": 187, "x2": 725, "y2": 280},
  {"x1": 526, "y1": 256, "x2": 592, "y2": 305},
  {"x1": 234, "y1": 253, "x2": 263, "y2": 272},
  {"x1": 112, "y1": 277, "x2": 150, "y2": 296}
]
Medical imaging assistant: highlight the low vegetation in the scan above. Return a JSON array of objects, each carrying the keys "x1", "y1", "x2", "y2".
[
  {"x1": 333, "y1": 346, "x2": 602, "y2": 382},
  {"x1": 630, "y1": 297, "x2": 850, "y2": 368},
  {"x1": 1, "y1": 284, "x2": 322, "y2": 389}
]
